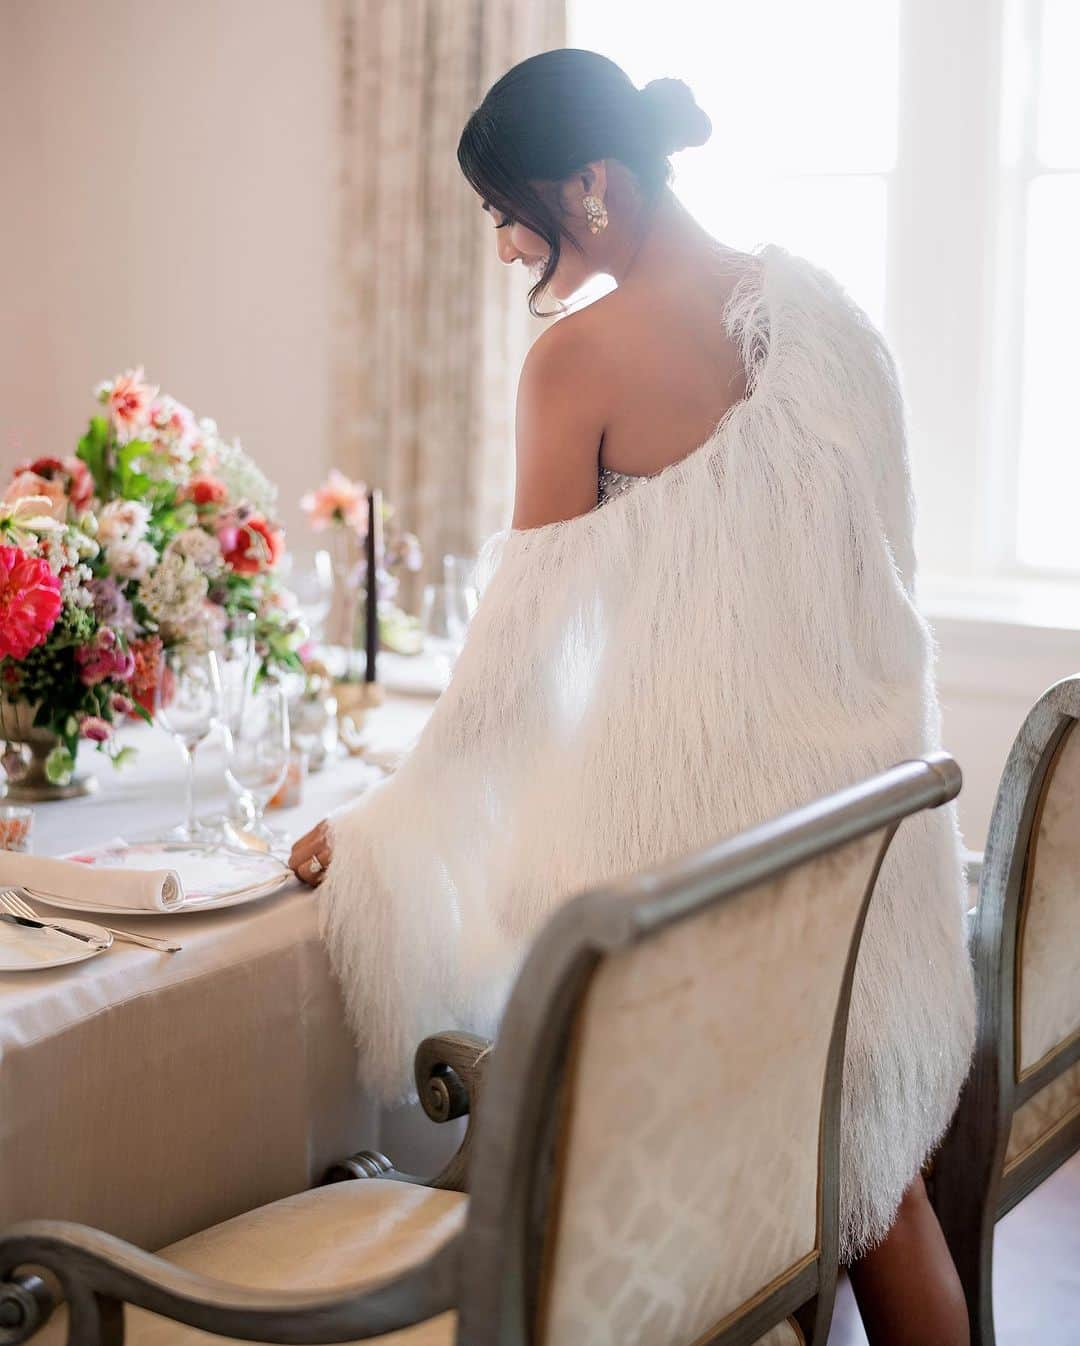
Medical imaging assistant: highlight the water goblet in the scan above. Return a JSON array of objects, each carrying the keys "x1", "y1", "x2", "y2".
[
  {"x1": 155, "y1": 647, "x2": 222, "y2": 843},
  {"x1": 223, "y1": 681, "x2": 291, "y2": 849}
]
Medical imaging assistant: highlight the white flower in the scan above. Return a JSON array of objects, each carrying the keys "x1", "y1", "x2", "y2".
[
  {"x1": 106, "y1": 538, "x2": 158, "y2": 581},
  {"x1": 139, "y1": 551, "x2": 209, "y2": 624},
  {"x1": 98, "y1": 499, "x2": 151, "y2": 545},
  {"x1": 213, "y1": 437, "x2": 277, "y2": 514},
  {"x1": 93, "y1": 380, "x2": 114, "y2": 404},
  {"x1": 166, "y1": 527, "x2": 222, "y2": 572}
]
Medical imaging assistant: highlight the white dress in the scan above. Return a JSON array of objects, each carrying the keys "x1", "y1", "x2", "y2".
[{"x1": 320, "y1": 242, "x2": 976, "y2": 1261}]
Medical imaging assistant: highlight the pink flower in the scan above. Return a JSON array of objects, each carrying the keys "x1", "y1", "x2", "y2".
[
  {"x1": 107, "y1": 367, "x2": 158, "y2": 443},
  {"x1": 219, "y1": 515, "x2": 283, "y2": 574},
  {"x1": 301, "y1": 469, "x2": 367, "y2": 532},
  {"x1": 110, "y1": 693, "x2": 134, "y2": 716},
  {"x1": 79, "y1": 716, "x2": 113, "y2": 743},
  {"x1": 75, "y1": 631, "x2": 136, "y2": 687},
  {"x1": 0, "y1": 544, "x2": 63, "y2": 659},
  {"x1": 4, "y1": 469, "x2": 69, "y2": 520}
]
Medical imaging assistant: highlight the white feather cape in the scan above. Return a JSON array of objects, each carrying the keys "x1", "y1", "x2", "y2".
[{"x1": 321, "y1": 243, "x2": 976, "y2": 1260}]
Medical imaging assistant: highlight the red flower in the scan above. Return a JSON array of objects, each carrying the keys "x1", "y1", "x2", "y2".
[
  {"x1": 0, "y1": 545, "x2": 62, "y2": 660},
  {"x1": 129, "y1": 635, "x2": 164, "y2": 715},
  {"x1": 182, "y1": 476, "x2": 229, "y2": 507},
  {"x1": 220, "y1": 515, "x2": 283, "y2": 574}
]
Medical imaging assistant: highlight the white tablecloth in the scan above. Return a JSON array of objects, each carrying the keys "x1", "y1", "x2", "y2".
[{"x1": 0, "y1": 689, "x2": 455, "y2": 1250}]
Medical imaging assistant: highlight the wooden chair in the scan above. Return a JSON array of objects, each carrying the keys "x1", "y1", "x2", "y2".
[
  {"x1": 0, "y1": 755, "x2": 962, "y2": 1346},
  {"x1": 931, "y1": 676, "x2": 1080, "y2": 1346}
]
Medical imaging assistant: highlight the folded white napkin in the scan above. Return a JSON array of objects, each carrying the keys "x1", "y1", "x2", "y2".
[{"x1": 0, "y1": 850, "x2": 184, "y2": 912}]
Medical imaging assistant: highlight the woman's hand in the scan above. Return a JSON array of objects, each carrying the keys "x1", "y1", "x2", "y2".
[{"x1": 290, "y1": 819, "x2": 332, "y2": 887}]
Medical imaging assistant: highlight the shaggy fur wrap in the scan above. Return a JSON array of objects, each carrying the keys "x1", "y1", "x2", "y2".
[{"x1": 321, "y1": 242, "x2": 976, "y2": 1261}]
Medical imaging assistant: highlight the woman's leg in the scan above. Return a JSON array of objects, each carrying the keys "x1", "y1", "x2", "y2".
[{"x1": 847, "y1": 1174, "x2": 970, "y2": 1346}]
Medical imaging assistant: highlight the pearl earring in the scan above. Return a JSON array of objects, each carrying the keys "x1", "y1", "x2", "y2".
[{"x1": 582, "y1": 194, "x2": 609, "y2": 235}]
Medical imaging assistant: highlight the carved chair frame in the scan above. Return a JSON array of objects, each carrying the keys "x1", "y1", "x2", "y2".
[
  {"x1": 0, "y1": 755, "x2": 962, "y2": 1346},
  {"x1": 930, "y1": 675, "x2": 1080, "y2": 1346}
]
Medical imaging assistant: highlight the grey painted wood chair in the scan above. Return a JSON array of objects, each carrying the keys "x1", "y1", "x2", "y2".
[
  {"x1": 931, "y1": 675, "x2": 1080, "y2": 1346},
  {"x1": 0, "y1": 755, "x2": 962, "y2": 1346}
]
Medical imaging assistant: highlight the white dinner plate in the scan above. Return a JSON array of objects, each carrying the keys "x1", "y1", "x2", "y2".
[
  {"x1": 31, "y1": 842, "x2": 293, "y2": 916},
  {"x1": 0, "y1": 916, "x2": 113, "y2": 972}
]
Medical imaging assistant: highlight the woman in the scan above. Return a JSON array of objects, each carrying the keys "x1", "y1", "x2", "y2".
[{"x1": 291, "y1": 49, "x2": 975, "y2": 1346}]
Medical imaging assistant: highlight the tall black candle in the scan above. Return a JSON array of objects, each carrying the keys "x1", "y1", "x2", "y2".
[{"x1": 364, "y1": 488, "x2": 382, "y2": 683}]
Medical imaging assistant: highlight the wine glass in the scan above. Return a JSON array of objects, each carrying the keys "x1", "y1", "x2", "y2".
[
  {"x1": 280, "y1": 550, "x2": 334, "y2": 646},
  {"x1": 223, "y1": 681, "x2": 291, "y2": 848},
  {"x1": 155, "y1": 647, "x2": 222, "y2": 843},
  {"x1": 442, "y1": 554, "x2": 480, "y2": 619},
  {"x1": 420, "y1": 582, "x2": 472, "y2": 686}
]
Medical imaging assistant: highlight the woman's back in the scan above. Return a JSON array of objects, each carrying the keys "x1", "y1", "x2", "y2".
[{"x1": 560, "y1": 248, "x2": 754, "y2": 481}]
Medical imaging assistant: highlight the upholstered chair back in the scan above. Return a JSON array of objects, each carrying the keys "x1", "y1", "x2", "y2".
[
  {"x1": 460, "y1": 757, "x2": 961, "y2": 1346},
  {"x1": 931, "y1": 676, "x2": 1080, "y2": 1346},
  {"x1": 1006, "y1": 705, "x2": 1080, "y2": 1179}
]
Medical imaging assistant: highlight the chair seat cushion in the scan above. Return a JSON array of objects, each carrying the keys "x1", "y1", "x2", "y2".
[
  {"x1": 39, "y1": 1179, "x2": 465, "y2": 1346},
  {"x1": 36, "y1": 1176, "x2": 805, "y2": 1345}
]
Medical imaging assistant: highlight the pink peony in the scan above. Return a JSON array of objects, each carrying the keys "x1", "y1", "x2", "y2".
[
  {"x1": 75, "y1": 629, "x2": 136, "y2": 687},
  {"x1": 107, "y1": 367, "x2": 158, "y2": 443},
  {"x1": 79, "y1": 716, "x2": 113, "y2": 743},
  {"x1": 301, "y1": 469, "x2": 367, "y2": 532},
  {"x1": 0, "y1": 544, "x2": 63, "y2": 660}
]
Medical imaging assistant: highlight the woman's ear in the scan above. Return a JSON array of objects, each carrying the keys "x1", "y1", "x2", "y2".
[{"x1": 562, "y1": 160, "x2": 608, "y2": 219}]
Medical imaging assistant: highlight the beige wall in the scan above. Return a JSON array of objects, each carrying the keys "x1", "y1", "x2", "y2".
[{"x1": 0, "y1": 0, "x2": 338, "y2": 542}]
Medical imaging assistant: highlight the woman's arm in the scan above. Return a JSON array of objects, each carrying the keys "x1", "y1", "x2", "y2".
[{"x1": 511, "y1": 319, "x2": 607, "y2": 530}]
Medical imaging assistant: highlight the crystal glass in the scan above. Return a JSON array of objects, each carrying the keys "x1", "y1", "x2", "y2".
[
  {"x1": 420, "y1": 582, "x2": 472, "y2": 685},
  {"x1": 280, "y1": 549, "x2": 334, "y2": 646},
  {"x1": 155, "y1": 647, "x2": 222, "y2": 842},
  {"x1": 442, "y1": 554, "x2": 480, "y2": 619},
  {"x1": 224, "y1": 681, "x2": 291, "y2": 846}
]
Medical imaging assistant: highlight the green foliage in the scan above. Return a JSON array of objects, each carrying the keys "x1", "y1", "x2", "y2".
[{"x1": 77, "y1": 416, "x2": 111, "y2": 497}]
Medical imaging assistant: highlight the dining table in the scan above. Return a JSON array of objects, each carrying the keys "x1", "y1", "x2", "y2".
[{"x1": 0, "y1": 663, "x2": 453, "y2": 1253}]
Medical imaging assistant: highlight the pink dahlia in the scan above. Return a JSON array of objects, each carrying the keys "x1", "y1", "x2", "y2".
[
  {"x1": 107, "y1": 367, "x2": 158, "y2": 443},
  {"x1": 0, "y1": 544, "x2": 62, "y2": 660}
]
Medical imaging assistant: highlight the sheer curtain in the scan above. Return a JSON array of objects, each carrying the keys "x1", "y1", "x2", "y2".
[{"x1": 332, "y1": 0, "x2": 565, "y2": 572}]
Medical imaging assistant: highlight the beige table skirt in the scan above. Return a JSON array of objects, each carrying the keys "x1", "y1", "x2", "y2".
[{"x1": 0, "y1": 685, "x2": 450, "y2": 1250}]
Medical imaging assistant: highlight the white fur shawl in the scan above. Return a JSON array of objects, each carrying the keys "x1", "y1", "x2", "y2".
[{"x1": 321, "y1": 243, "x2": 975, "y2": 1260}]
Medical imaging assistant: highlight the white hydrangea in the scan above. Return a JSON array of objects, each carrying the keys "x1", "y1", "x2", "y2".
[{"x1": 139, "y1": 551, "x2": 209, "y2": 624}]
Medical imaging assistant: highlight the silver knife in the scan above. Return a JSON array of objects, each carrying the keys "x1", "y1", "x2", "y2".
[{"x1": 0, "y1": 911, "x2": 109, "y2": 948}]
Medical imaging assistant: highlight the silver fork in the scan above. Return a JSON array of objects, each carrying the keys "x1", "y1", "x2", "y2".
[
  {"x1": 1, "y1": 888, "x2": 182, "y2": 953},
  {"x1": 0, "y1": 888, "x2": 110, "y2": 949}
]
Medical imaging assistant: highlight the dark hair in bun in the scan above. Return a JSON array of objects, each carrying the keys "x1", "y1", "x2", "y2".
[
  {"x1": 458, "y1": 48, "x2": 710, "y2": 315},
  {"x1": 639, "y1": 78, "x2": 713, "y2": 155}
]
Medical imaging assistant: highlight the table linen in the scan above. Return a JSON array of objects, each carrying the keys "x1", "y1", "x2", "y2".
[{"x1": 0, "y1": 691, "x2": 441, "y2": 1250}]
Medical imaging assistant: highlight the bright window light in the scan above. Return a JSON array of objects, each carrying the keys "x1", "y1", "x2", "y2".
[{"x1": 568, "y1": 0, "x2": 899, "y2": 326}]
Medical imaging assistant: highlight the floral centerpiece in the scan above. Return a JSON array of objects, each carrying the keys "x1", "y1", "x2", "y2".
[
  {"x1": 0, "y1": 368, "x2": 302, "y2": 797},
  {"x1": 301, "y1": 469, "x2": 423, "y2": 663}
]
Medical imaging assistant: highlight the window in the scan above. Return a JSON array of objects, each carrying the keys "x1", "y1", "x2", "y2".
[
  {"x1": 569, "y1": 0, "x2": 1080, "y2": 588},
  {"x1": 1012, "y1": 0, "x2": 1080, "y2": 572}
]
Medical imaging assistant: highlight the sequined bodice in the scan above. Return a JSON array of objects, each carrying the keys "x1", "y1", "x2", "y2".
[{"x1": 598, "y1": 464, "x2": 651, "y2": 506}]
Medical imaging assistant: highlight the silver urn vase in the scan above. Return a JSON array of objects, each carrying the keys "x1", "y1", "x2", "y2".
[{"x1": 0, "y1": 699, "x2": 98, "y2": 802}]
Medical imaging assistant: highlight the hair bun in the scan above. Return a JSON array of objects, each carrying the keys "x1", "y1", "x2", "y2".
[{"x1": 639, "y1": 78, "x2": 712, "y2": 154}]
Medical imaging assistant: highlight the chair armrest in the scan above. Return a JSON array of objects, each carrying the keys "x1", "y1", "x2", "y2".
[
  {"x1": 0, "y1": 1218, "x2": 459, "y2": 1346},
  {"x1": 324, "y1": 1033, "x2": 492, "y2": 1195},
  {"x1": 413, "y1": 1032, "x2": 491, "y2": 1193}
]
